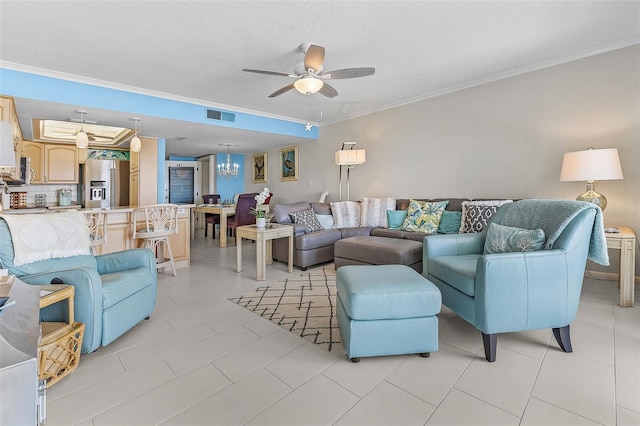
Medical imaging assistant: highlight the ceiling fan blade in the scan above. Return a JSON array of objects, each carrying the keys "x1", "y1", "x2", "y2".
[
  {"x1": 268, "y1": 83, "x2": 296, "y2": 98},
  {"x1": 243, "y1": 68, "x2": 292, "y2": 77},
  {"x1": 304, "y1": 44, "x2": 325, "y2": 73},
  {"x1": 318, "y1": 82, "x2": 338, "y2": 98},
  {"x1": 322, "y1": 67, "x2": 375, "y2": 79}
]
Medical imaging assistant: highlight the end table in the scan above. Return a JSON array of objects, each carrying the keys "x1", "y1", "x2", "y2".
[{"x1": 605, "y1": 227, "x2": 637, "y2": 307}]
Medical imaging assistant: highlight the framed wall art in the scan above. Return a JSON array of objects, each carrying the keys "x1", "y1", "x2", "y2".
[
  {"x1": 279, "y1": 145, "x2": 298, "y2": 182},
  {"x1": 252, "y1": 152, "x2": 267, "y2": 184}
]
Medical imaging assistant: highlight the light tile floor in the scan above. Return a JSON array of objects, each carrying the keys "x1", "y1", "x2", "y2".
[{"x1": 46, "y1": 232, "x2": 640, "y2": 425}]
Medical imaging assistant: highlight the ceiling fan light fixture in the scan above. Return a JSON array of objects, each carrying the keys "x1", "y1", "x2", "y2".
[
  {"x1": 75, "y1": 110, "x2": 89, "y2": 148},
  {"x1": 130, "y1": 117, "x2": 142, "y2": 152},
  {"x1": 294, "y1": 76, "x2": 323, "y2": 95}
]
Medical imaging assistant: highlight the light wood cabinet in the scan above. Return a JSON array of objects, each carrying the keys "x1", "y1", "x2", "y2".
[
  {"x1": 0, "y1": 96, "x2": 23, "y2": 180},
  {"x1": 167, "y1": 209, "x2": 190, "y2": 264},
  {"x1": 98, "y1": 211, "x2": 132, "y2": 255},
  {"x1": 22, "y1": 141, "x2": 44, "y2": 184},
  {"x1": 129, "y1": 172, "x2": 139, "y2": 207},
  {"x1": 130, "y1": 150, "x2": 139, "y2": 173},
  {"x1": 129, "y1": 136, "x2": 157, "y2": 206},
  {"x1": 44, "y1": 144, "x2": 78, "y2": 183}
]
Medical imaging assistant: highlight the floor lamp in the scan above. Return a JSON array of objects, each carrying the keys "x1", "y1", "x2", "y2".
[{"x1": 335, "y1": 142, "x2": 366, "y2": 201}]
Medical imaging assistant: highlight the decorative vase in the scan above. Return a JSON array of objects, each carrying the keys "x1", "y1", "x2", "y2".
[{"x1": 256, "y1": 217, "x2": 266, "y2": 228}]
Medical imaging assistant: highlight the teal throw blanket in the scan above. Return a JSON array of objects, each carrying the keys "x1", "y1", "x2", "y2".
[{"x1": 496, "y1": 199, "x2": 609, "y2": 266}]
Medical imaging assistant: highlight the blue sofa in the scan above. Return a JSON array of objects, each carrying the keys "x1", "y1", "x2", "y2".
[{"x1": 0, "y1": 216, "x2": 157, "y2": 353}]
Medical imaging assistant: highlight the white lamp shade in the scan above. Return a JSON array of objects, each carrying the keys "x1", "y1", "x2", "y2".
[
  {"x1": 130, "y1": 136, "x2": 142, "y2": 152},
  {"x1": 294, "y1": 77, "x2": 324, "y2": 95},
  {"x1": 560, "y1": 148, "x2": 623, "y2": 181},
  {"x1": 335, "y1": 149, "x2": 366, "y2": 165},
  {"x1": 75, "y1": 130, "x2": 89, "y2": 149},
  {"x1": 0, "y1": 121, "x2": 16, "y2": 168}
]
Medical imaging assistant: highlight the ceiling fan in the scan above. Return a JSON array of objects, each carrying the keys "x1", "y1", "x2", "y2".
[{"x1": 243, "y1": 42, "x2": 375, "y2": 98}]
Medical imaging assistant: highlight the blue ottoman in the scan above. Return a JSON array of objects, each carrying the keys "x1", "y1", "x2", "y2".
[{"x1": 336, "y1": 264, "x2": 442, "y2": 362}]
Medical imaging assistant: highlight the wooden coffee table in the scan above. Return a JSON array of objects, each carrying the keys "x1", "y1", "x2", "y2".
[{"x1": 236, "y1": 224, "x2": 293, "y2": 281}]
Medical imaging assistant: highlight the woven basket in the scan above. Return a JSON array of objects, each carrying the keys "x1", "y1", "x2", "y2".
[{"x1": 38, "y1": 322, "x2": 85, "y2": 387}]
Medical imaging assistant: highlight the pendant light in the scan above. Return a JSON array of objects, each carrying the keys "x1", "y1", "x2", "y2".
[
  {"x1": 130, "y1": 118, "x2": 142, "y2": 152},
  {"x1": 75, "y1": 110, "x2": 89, "y2": 149}
]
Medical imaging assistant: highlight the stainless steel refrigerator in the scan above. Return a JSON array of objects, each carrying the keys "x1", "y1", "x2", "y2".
[{"x1": 78, "y1": 159, "x2": 130, "y2": 208}]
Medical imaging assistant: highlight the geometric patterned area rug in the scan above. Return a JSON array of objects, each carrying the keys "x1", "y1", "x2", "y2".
[{"x1": 229, "y1": 266, "x2": 343, "y2": 356}]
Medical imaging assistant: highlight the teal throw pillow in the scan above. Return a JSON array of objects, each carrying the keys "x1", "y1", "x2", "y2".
[
  {"x1": 438, "y1": 210, "x2": 462, "y2": 234},
  {"x1": 386, "y1": 209, "x2": 408, "y2": 229},
  {"x1": 400, "y1": 200, "x2": 449, "y2": 233},
  {"x1": 483, "y1": 223, "x2": 545, "y2": 254}
]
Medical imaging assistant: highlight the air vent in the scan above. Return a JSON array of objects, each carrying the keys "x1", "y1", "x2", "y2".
[{"x1": 206, "y1": 109, "x2": 235, "y2": 122}]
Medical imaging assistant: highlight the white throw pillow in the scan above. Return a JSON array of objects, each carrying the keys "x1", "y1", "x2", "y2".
[
  {"x1": 315, "y1": 213, "x2": 335, "y2": 230},
  {"x1": 360, "y1": 197, "x2": 396, "y2": 227},
  {"x1": 330, "y1": 201, "x2": 361, "y2": 228}
]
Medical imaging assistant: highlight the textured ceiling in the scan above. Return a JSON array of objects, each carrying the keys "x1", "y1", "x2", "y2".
[{"x1": 1, "y1": 1, "x2": 638, "y2": 157}]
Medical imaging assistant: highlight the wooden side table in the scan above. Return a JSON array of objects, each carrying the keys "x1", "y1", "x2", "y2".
[
  {"x1": 605, "y1": 227, "x2": 637, "y2": 307},
  {"x1": 236, "y1": 224, "x2": 293, "y2": 281},
  {"x1": 39, "y1": 284, "x2": 84, "y2": 386}
]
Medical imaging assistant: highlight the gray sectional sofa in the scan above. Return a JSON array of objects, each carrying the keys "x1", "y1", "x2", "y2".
[{"x1": 272, "y1": 198, "x2": 481, "y2": 272}]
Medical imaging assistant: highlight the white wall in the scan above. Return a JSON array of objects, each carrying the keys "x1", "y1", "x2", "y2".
[{"x1": 246, "y1": 45, "x2": 640, "y2": 276}]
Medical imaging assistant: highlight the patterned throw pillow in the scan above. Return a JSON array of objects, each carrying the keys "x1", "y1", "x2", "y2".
[
  {"x1": 400, "y1": 200, "x2": 448, "y2": 233},
  {"x1": 289, "y1": 209, "x2": 324, "y2": 232},
  {"x1": 361, "y1": 197, "x2": 396, "y2": 227},
  {"x1": 330, "y1": 201, "x2": 361, "y2": 228},
  {"x1": 483, "y1": 223, "x2": 545, "y2": 254},
  {"x1": 460, "y1": 200, "x2": 512, "y2": 233}
]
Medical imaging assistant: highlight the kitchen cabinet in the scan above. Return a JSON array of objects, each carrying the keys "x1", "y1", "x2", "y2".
[
  {"x1": 22, "y1": 141, "x2": 44, "y2": 183},
  {"x1": 130, "y1": 149, "x2": 139, "y2": 173},
  {"x1": 0, "y1": 96, "x2": 23, "y2": 180},
  {"x1": 129, "y1": 172, "x2": 139, "y2": 207},
  {"x1": 44, "y1": 144, "x2": 78, "y2": 183},
  {"x1": 128, "y1": 136, "x2": 157, "y2": 206},
  {"x1": 167, "y1": 208, "x2": 191, "y2": 264},
  {"x1": 99, "y1": 211, "x2": 132, "y2": 255}
]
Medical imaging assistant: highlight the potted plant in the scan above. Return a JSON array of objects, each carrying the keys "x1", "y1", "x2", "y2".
[{"x1": 250, "y1": 187, "x2": 270, "y2": 228}]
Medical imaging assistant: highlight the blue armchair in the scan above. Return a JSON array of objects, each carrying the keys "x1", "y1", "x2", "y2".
[
  {"x1": 423, "y1": 200, "x2": 607, "y2": 362},
  {"x1": 0, "y1": 215, "x2": 157, "y2": 353}
]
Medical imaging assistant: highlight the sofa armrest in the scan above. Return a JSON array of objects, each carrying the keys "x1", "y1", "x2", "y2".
[
  {"x1": 19, "y1": 267, "x2": 104, "y2": 353},
  {"x1": 96, "y1": 248, "x2": 156, "y2": 275},
  {"x1": 474, "y1": 249, "x2": 577, "y2": 333}
]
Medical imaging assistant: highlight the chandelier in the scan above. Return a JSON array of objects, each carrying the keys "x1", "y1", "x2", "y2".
[{"x1": 218, "y1": 145, "x2": 239, "y2": 178}]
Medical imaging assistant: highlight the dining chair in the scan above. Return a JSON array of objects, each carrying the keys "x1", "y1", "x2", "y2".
[
  {"x1": 133, "y1": 204, "x2": 179, "y2": 276},
  {"x1": 227, "y1": 193, "x2": 258, "y2": 238},
  {"x1": 202, "y1": 194, "x2": 221, "y2": 239},
  {"x1": 83, "y1": 210, "x2": 107, "y2": 255}
]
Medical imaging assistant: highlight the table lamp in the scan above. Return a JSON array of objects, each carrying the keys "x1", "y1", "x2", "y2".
[{"x1": 559, "y1": 147, "x2": 623, "y2": 211}]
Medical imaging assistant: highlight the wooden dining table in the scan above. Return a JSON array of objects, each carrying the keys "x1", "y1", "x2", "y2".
[{"x1": 191, "y1": 204, "x2": 269, "y2": 248}]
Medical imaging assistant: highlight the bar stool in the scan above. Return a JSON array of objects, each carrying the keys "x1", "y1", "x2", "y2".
[
  {"x1": 133, "y1": 204, "x2": 178, "y2": 276},
  {"x1": 83, "y1": 210, "x2": 107, "y2": 255}
]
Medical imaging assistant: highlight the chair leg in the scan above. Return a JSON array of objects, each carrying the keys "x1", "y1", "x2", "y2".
[
  {"x1": 553, "y1": 325, "x2": 573, "y2": 353},
  {"x1": 163, "y1": 239, "x2": 177, "y2": 277},
  {"x1": 204, "y1": 223, "x2": 208, "y2": 237},
  {"x1": 212, "y1": 224, "x2": 216, "y2": 239},
  {"x1": 482, "y1": 333, "x2": 497, "y2": 362}
]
